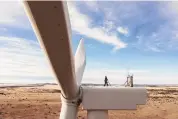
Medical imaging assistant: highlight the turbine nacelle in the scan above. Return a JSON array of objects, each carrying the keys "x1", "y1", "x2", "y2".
[{"x1": 82, "y1": 87, "x2": 146, "y2": 110}]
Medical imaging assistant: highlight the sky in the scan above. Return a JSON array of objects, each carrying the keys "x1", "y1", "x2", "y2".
[{"x1": 0, "y1": 1, "x2": 178, "y2": 84}]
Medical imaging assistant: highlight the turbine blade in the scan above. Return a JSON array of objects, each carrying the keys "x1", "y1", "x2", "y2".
[
  {"x1": 75, "y1": 39, "x2": 86, "y2": 85},
  {"x1": 23, "y1": 1, "x2": 79, "y2": 99}
]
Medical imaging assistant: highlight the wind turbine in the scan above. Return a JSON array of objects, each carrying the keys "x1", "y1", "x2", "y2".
[{"x1": 23, "y1": 1, "x2": 147, "y2": 119}]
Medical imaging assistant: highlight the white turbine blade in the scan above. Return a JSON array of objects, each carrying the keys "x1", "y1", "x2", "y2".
[
  {"x1": 23, "y1": 1, "x2": 79, "y2": 99},
  {"x1": 75, "y1": 39, "x2": 86, "y2": 85}
]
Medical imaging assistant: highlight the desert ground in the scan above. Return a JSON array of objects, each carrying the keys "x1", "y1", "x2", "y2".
[{"x1": 0, "y1": 85, "x2": 178, "y2": 119}]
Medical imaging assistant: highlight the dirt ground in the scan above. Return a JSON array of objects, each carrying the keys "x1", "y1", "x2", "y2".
[{"x1": 0, "y1": 85, "x2": 178, "y2": 119}]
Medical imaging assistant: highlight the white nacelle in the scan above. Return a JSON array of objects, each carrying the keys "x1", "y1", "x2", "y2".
[{"x1": 82, "y1": 87, "x2": 147, "y2": 110}]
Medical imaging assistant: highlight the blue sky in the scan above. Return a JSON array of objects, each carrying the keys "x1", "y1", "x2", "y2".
[{"x1": 0, "y1": 1, "x2": 178, "y2": 84}]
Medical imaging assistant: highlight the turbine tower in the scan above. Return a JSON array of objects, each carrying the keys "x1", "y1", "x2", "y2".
[{"x1": 23, "y1": 1, "x2": 147, "y2": 119}]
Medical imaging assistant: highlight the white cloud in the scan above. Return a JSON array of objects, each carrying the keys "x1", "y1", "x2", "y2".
[
  {"x1": 102, "y1": 20, "x2": 115, "y2": 33},
  {"x1": 0, "y1": 36, "x2": 54, "y2": 78},
  {"x1": 0, "y1": 1, "x2": 127, "y2": 51},
  {"x1": 0, "y1": 1, "x2": 31, "y2": 29},
  {"x1": 147, "y1": 46, "x2": 162, "y2": 52},
  {"x1": 80, "y1": 1, "x2": 178, "y2": 52},
  {"x1": 67, "y1": 2, "x2": 127, "y2": 51},
  {"x1": 117, "y1": 26, "x2": 129, "y2": 35},
  {"x1": 0, "y1": 36, "x2": 176, "y2": 85},
  {"x1": 166, "y1": 2, "x2": 178, "y2": 15},
  {"x1": 84, "y1": 1, "x2": 99, "y2": 12},
  {"x1": 0, "y1": 28, "x2": 7, "y2": 32}
]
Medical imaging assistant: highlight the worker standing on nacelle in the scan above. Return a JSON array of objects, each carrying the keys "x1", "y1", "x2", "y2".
[
  {"x1": 130, "y1": 75, "x2": 134, "y2": 87},
  {"x1": 104, "y1": 76, "x2": 109, "y2": 86}
]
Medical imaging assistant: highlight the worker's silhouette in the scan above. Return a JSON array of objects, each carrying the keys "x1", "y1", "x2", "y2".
[{"x1": 104, "y1": 76, "x2": 109, "y2": 86}]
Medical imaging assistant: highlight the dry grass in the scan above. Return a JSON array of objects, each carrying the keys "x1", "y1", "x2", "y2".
[{"x1": 0, "y1": 85, "x2": 178, "y2": 119}]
